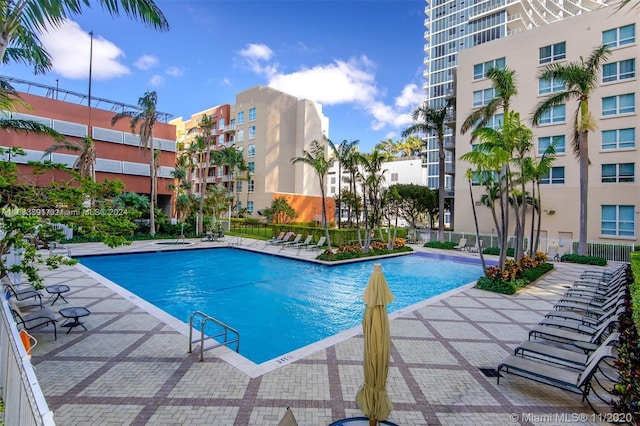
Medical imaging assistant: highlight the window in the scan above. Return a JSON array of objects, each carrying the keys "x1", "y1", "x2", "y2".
[
  {"x1": 602, "y1": 163, "x2": 635, "y2": 183},
  {"x1": 391, "y1": 173, "x2": 398, "y2": 182},
  {"x1": 472, "y1": 88, "x2": 494, "y2": 107},
  {"x1": 248, "y1": 180, "x2": 255, "y2": 192},
  {"x1": 538, "y1": 135, "x2": 566, "y2": 155},
  {"x1": 248, "y1": 125, "x2": 256, "y2": 139},
  {"x1": 538, "y1": 77, "x2": 565, "y2": 94},
  {"x1": 538, "y1": 105, "x2": 566, "y2": 124},
  {"x1": 540, "y1": 166, "x2": 565, "y2": 184},
  {"x1": 248, "y1": 144, "x2": 255, "y2": 157},
  {"x1": 219, "y1": 118, "x2": 225, "y2": 128},
  {"x1": 602, "y1": 93, "x2": 635, "y2": 116},
  {"x1": 602, "y1": 128, "x2": 635, "y2": 150},
  {"x1": 236, "y1": 181, "x2": 243, "y2": 192},
  {"x1": 249, "y1": 107, "x2": 256, "y2": 121},
  {"x1": 473, "y1": 57, "x2": 506, "y2": 80},
  {"x1": 601, "y1": 205, "x2": 635, "y2": 237},
  {"x1": 237, "y1": 129, "x2": 244, "y2": 142},
  {"x1": 218, "y1": 135, "x2": 224, "y2": 145},
  {"x1": 237, "y1": 201, "x2": 242, "y2": 212},
  {"x1": 603, "y1": 24, "x2": 635, "y2": 49},
  {"x1": 217, "y1": 166, "x2": 223, "y2": 177},
  {"x1": 487, "y1": 113, "x2": 504, "y2": 130},
  {"x1": 237, "y1": 111, "x2": 245, "y2": 124},
  {"x1": 247, "y1": 201, "x2": 254, "y2": 214},
  {"x1": 603, "y1": 59, "x2": 635, "y2": 82},
  {"x1": 539, "y1": 42, "x2": 566, "y2": 64},
  {"x1": 248, "y1": 161, "x2": 255, "y2": 173}
]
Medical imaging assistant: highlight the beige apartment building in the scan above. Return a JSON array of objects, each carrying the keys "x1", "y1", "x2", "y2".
[
  {"x1": 172, "y1": 86, "x2": 330, "y2": 221},
  {"x1": 454, "y1": 7, "x2": 639, "y2": 250}
]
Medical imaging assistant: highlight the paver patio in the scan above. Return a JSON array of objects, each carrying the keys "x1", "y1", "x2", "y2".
[{"x1": 22, "y1": 239, "x2": 617, "y2": 425}]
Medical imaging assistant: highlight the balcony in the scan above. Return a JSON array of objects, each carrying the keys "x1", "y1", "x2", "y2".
[
  {"x1": 443, "y1": 135, "x2": 455, "y2": 151},
  {"x1": 444, "y1": 188, "x2": 455, "y2": 198},
  {"x1": 444, "y1": 162, "x2": 455, "y2": 175},
  {"x1": 224, "y1": 124, "x2": 236, "y2": 133}
]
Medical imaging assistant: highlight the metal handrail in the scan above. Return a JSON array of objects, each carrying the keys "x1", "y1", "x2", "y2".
[{"x1": 188, "y1": 311, "x2": 240, "y2": 362}]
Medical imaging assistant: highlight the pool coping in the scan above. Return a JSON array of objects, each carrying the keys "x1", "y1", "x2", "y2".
[{"x1": 74, "y1": 247, "x2": 482, "y2": 378}]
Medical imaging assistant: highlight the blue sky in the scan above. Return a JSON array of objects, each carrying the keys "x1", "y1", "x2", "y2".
[{"x1": 3, "y1": 0, "x2": 427, "y2": 152}]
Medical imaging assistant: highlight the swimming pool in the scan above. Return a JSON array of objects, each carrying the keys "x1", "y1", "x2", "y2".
[{"x1": 78, "y1": 249, "x2": 482, "y2": 364}]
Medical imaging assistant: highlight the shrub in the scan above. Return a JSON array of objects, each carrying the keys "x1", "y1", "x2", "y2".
[
  {"x1": 316, "y1": 245, "x2": 413, "y2": 261},
  {"x1": 423, "y1": 241, "x2": 457, "y2": 250},
  {"x1": 476, "y1": 251, "x2": 553, "y2": 295},
  {"x1": 521, "y1": 262, "x2": 554, "y2": 282},
  {"x1": 560, "y1": 253, "x2": 607, "y2": 266},
  {"x1": 336, "y1": 244, "x2": 362, "y2": 254},
  {"x1": 482, "y1": 247, "x2": 516, "y2": 257}
]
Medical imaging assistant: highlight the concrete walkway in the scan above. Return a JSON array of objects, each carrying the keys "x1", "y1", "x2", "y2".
[{"x1": 26, "y1": 239, "x2": 616, "y2": 425}]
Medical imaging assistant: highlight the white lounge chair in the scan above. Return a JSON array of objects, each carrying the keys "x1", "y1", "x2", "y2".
[{"x1": 306, "y1": 236, "x2": 326, "y2": 251}]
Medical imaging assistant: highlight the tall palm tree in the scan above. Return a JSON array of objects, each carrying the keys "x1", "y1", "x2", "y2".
[
  {"x1": 462, "y1": 67, "x2": 518, "y2": 261},
  {"x1": 402, "y1": 99, "x2": 451, "y2": 243},
  {"x1": 213, "y1": 145, "x2": 245, "y2": 213},
  {"x1": 194, "y1": 114, "x2": 214, "y2": 234},
  {"x1": 328, "y1": 138, "x2": 359, "y2": 228},
  {"x1": 291, "y1": 139, "x2": 332, "y2": 249},
  {"x1": 0, "y1": 1, "x2": 169, "y2": 72},
  {"x1": 532, "y1": 45, "x2": 610, "y2": 255},
  {"x1": 111, "y1": 90, "x2": 161, "y2": 236}
]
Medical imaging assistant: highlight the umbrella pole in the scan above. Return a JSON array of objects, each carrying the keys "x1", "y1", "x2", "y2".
[{"x1": 369, "y1": 417, "x2": 377, "y2": 426}]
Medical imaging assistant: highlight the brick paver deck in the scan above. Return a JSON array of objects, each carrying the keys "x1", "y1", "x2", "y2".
[{"x1": 24, "y1": 238, "x2": 616, "y2": 425}]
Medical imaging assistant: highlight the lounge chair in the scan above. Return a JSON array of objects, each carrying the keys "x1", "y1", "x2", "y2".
[
  {"x1": 528, "y1": 315, "x2": 619, "y2": 345},
  {"x1": 306, "y1": 236, "x2": 326, "y2": 251},
  {"x1": 580, "y1": 265, "x2": 627, "y2": 283},
  {"x1": 513, "y1": 332, "x2": 620, "y2": 368},
  {"x1": 453, "y1": 238, "x2": 467, "y2": 251},
  {"x1": 266, "y1": 232, "x2": 286, "y2": 245},
  {"x1": 3, "y1": 280, "x2": 43, "y2": 304},
  {"x1": 8, "y1": 297, "x2": 57, "y2": 340},
  {"x1": 497, "y1": 344, "x2": 617, "y2": 409},
  {"x1": 536, "y1": 305, "x2": 624, "y2": 333},
  {"x1": 469, "y1": 240, "x2": 483, "y2": 253},
  {"x1": 545, "y1": 297, "x2": 625, "y2": 323},
  {"x1": 273, "y1": 232, "x2": 295, "y2": 246},
  {"x1": 292, "y1": 235, "x2": 313, "y2": 249},
  {"x1": 282, "y1": 234, "x2": 302, "y2": 248}
]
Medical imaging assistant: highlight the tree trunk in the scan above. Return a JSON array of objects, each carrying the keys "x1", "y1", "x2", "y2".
[
  {"x1": 578, "y1": 130, "x2": 589, "y2": 255},
  {"x1": 149, "y1": 142, "x2": 156, "y2": 237},
  {"x1": 468, "y1": 178, "x2": 487, "y2": 274},
  {"x1": 438, "y1": 132, "x2": 446, "y2": 243}
]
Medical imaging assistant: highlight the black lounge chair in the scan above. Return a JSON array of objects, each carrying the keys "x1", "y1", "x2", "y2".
[
  {"x1": 3, "y1": 280, "x2": 43, "y2": 305},
  {"x1": 514, "y1": 332, "x2": 620, "y2": 368},
  {"x1": 528, "y1": 315, "x2": 619, "y2": 345},
  {"x1": 497, "y1": 344, "x2": 617, "y2": 410},
  {"x1": 9, "y1": 297, "x2": 57, "y2": 340}
]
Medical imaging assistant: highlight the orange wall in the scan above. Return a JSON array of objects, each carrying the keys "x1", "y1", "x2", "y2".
[
  {"x1": 3, "y1": 92, "x2": 175, "y2": 195},
  {"x1": 273, "y1": 192, "x2": 335, "y2": 224}
]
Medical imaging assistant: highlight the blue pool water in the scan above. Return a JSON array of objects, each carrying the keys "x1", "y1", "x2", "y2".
[{"x1": 78, "y1": 249, "x2": 482, "y2": 364}]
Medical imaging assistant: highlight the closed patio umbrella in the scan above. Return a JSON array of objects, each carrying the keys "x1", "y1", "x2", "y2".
[{"x1": 356, "y1": 263, "x2": 394, "y2": 426}]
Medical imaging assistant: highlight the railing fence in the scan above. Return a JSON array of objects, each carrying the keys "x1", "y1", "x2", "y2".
[{"x1": 424, "y1": 230, "x2": 634, "y2": 262}]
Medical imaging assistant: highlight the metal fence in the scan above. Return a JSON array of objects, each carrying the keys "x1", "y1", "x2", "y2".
[
  {"x1": 424, "y1": 230, "x2": 635, "y2": 262},
  {"x1": 0, "y1": 296, "x2": 55, "y2": 426}
]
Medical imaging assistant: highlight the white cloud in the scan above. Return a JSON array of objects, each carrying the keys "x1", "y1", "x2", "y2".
[
  {"x1": 238, "y1": 43, "x2": 277, "y2": 76},
  {"x1": 149, "y1": 75, "x2": 164, "y2": 86},
  {"x1": 40, "y1": 20, "x2": 129, "y2": 80},
  {"x1": 134, "y1": 55, "x2": 158, "y2": 70},
  {"x1": 395, "y1": 83, "x2": 425, "y2": 109},
  {"x1": 221, "y1": 77, "x2": 232, "y2": 86},
  {"x1": 166, "y1": 66, "x2": 185, "y2": 77},
  {"x1": 238, "y1": 43, "x2": 420, "y2": 133}
]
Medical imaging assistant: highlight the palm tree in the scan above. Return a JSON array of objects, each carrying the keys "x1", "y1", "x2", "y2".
[
  {"x1": 43, "y1": 136, "x2": 96, "y2": 180},
  {"x1": 462, "y1": 67, "x2": 518, "y2": 261},
  {"x1": 328, "y1": 138, "x2": 359, "y2": 228},
  {"x1": 194, "y1": 114, "x2": 215, "y2": 234},
  {"x1": 532, "y1": 45, "x2": 610, "y2": 255},
  {"x1": 0, "y1": 1, "x2": 169, "y2": 72},
  {"x1": 111, "y1": 90, "x2": 161, "y2": 236},
  {"x1": 402, "y1": 99, "x2": 451, "y2": 243},
  {"x1": 291, "y1": 139, "x2": 332, "y2": 249},
  {"x1": 213, "y1": 145, "x2": 245, "y2": 214},
  {"x1": 1, "y1": 79, "x2": 64, "y2": 138}
]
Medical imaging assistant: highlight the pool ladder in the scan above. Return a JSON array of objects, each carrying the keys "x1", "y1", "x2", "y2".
[{"x1": 188, "y1": 311, "x2": 240, "y2": 362}]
